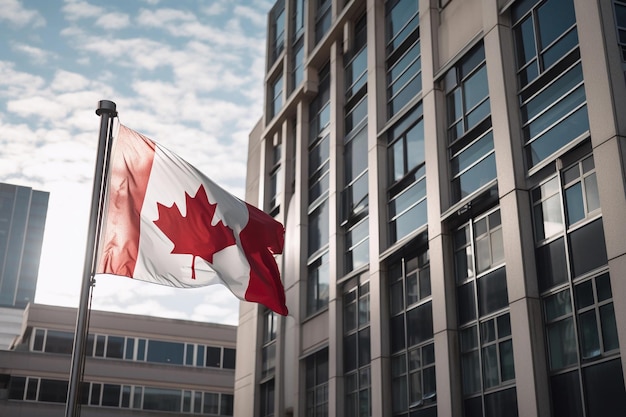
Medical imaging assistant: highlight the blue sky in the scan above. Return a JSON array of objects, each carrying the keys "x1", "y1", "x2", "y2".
[{"x1": 0, "y1": 0, "x2": 272, "y2": 325}]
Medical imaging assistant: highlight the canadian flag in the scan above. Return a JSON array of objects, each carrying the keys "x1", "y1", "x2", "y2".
[{"x1": 96, "y1": 124, "x2": 288, "y2": 316}]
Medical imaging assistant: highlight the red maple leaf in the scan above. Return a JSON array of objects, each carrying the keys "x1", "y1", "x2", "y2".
[{"x1": 153, "y1": 184, "x2": 236, "y2": 279}]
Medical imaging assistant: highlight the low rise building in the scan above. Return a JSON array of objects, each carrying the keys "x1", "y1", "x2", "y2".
[{"x1": 0, "y1": 303, "x2": 236, "y2": 416}]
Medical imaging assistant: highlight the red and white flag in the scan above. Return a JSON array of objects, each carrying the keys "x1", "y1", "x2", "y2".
[{"x1": 96, "y1": 124, "x2": 288, "y2": 316}]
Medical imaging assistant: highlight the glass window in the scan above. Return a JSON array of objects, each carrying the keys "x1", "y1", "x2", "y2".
[
  {"x1": 582, "y1": 359, "x2": 626, "y2": 416},
  {"x1": 106, "y1": 336, "x2": 124, "y2": 359},
  {"x1": 206, "y1": 346, "x2": 221, "y2": 368},
  {"x1": 614, "y1": 1, "x2": 626, "y2": 60},
  {"x1": 271, "y1": 74, "x2": 284, "y2": 119},
  {"x1": 307, "y1": 251, "x2": 330, "y2": 315},
  {"x1": 203, "y1": 392, "x2": 219, "y2": 414},
  {"x1": 44, "y1": 330, "x2": 74, "y2": 355},
  {"x1": 33, "y1": 328, "x2": 45, "y2": 351},
  {"x1": 455, "y1": 209, "x2": 515, "y2": 406},
  {"x1": 38, "y1": 379, "x2": 68, "y2": 403},
  {"x1": 550, "y1": 370, "x2": 584, "y2": 417},
  {"x1": 102, "y1": 384, "x2": 121, "y2": 407},
  {"x1": 315, "y1": 0, "x2": 332, "y2": 43},
  {"x1": 388, "y1": 106, "x2": 427, "y2": 244},
  {"x1": 512, "y1": 0, "x2": 578, "y2": 86},
  {"x1": 445, "y1": 43, "x2": 495, "y2": 204},
  {"x1": 445, "y1": 43, "x2": 490, "y2": 143},
  {"x1": 386, "y1": 0, "x2": 421, "y2": 117},
  {"x1": 513, "y1": 0, "x2": 588, "y2": 169},
  {"x1": 305, "y1": 349, "x2": 329, "y2": 417},
  {"x1": 260, "y1": 380, "x2": 275, "y2": 417},
  {"x1": 292, "y1": 0, "x2": 305, "y2": 38},
  {"x1": 343, "y1": 279, "x2": 371, "y2": 417},
  {"x1": 221, "y1": 393, "x2": 234, "y2": 416},
  {"x1": 389, "y1": 246, "x2": 436, "y2": 415},
  {"x1": 270, "y1": 0, "x2": 285, "y2": 63},
  {"x1": 451, "y1": 131, "x2": 496, "y2": 201},
  {"x1": 568, "y1": 219, "x2": 607, "y2": 278},
  {"x1": 292, "y1": 39, "x2": 304, "y2": 91},
  {"x1": 223, "y1": 348, "x2": 236, "y2": 369},
  {"x1": 308, "y1": 199, "x2": 329, "y2": 256},
  {"x1": 146, "y1": 340, "x2": 184, "y2": 365},
  {"x1": 8, "y1": 376, "x2": 26, "y2": 400}
]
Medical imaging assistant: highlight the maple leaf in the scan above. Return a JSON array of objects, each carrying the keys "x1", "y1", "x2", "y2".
[{"x1": 153, "y1": 184, "x2": 236, "y2": 279}]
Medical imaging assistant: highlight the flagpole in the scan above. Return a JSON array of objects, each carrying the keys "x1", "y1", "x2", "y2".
[{"x1": 65, "y1": 100, "x2": 117, "y2": 417}]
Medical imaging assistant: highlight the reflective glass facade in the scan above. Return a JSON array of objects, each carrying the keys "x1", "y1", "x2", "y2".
[{"x1": 0, "y1": 183, "x2": 48, "y2": 308}]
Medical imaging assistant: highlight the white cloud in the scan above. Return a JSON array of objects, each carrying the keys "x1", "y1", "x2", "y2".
[
  {"x1": 51, "y1": 70, "x2": 91, "y2": 92},
  {"x1": 233, "y1": 4, "x2": 268, "y2": 27},
  {"x1": 62, "y1": 0, "x2": 104, "y2": 21},
  {"x1": 95, "y1": 12, "x2": 130, "y2": 30},
  {"x1": 0, "y1": 61, "x2": 46, "y2": 97},
  {"x1": 0, "y1": 0, "x2": 45, "y2": 27},
  {"x1": 10, "y1": 42, "x2": 55, "y2": 64},
  {"x1": 136, "y1": 8, "x2": 196, "y2": 26}
]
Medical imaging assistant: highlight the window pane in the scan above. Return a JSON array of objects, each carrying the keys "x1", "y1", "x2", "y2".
[
  {"x1": 514, "y1": 16, "x2": 537, "y2": 67},
  {"x1": 600, "y1": 303, "x2": 619, "y2": 352},
  {"x1": 500, "y1": 339, "x2": 515, "y2": 381},
  {"x1": 203, "y1": 392, "x2": 219, "y2": 414},
  {"x1": 461, "y1": 351, "x2": 481, "y2": 394},
  {"x1": 550, "y1": 371, "x2": 584, "y2": 417},
  {"x1": 102, "y1": 384, "x2": 121, "y2": 407},
  {"x1": 544, "y1": 289, "x2": 572, "y2": 321},
  {"x1": 536, "y1": 238, "x2": 568, "y2": 292},
  {"x1": 391, "y1": 315, "x2": 406, "y2": 352},
  {"x1": 477, "y1": 267, "x2": 508, "y2": 316},
  {"x1": 484, "y1": 387, "x2": 518, "y2": 417},
  {"x1": 406, "y1": 302, "x2": 433, "y2": 347},
  {"x1": 527, "y1": 105, "x2": 589, "y2": 167},
  {"x1": 582, "y1": 359, "x2": 626, "y2": 417},
  {"x1": 146, "y1": 340, "x2": 184, "y2": 365},
  {"x1": 481, "y1": 344, "x2": 499, "y2": 388},
  {"x1": 534, "y1": 193, "x2": 564, "y2": 240},
  {"x1": 565, "y1": 182, "x2": 584, "y2": 225},
  {"x1": 452, "y1": 153, "x2": 497, "y2": 201},
  {"x1": 458, "y1": 281, "x2": 477, "y2": 324},
  {"x1": 223, "y1": 348, "x2": 236, "y2": 369},
  {"x1": 308, "y1": 200, "x2": 329, "y2": 255},
  {"x1": 452, "y1": 132, "x2": 494, "y2": 175},
  {"x1": 44, "y1": 330, "x2": 74, "y2": 354},
  {"x1": 39, "y1": 379, "x2": 68, "y2": 403},
  {"x1": 206, "y1": 346, "x2": 221, "y2": 367},
  {"x1": 596, "y1": 273, "x2": 612, "y2": 301},
  {"x1": 536, "y1": 0, "x2": 576, "y2": 50},
  {"x1": 569, "y1": 219, "x2": 608, "y2": 277},
  {"x1": 574, "y1": 280, "x2": 594, "y2": 309},
  {"x1": 584, "y1": 173, "x2": 600, "y2": 213},
  {"x1": 547, "y1": 318, "x2": 577, "y2": 370},
  {"x1": 522, "y1": 63, "x2": 583, "y2": 122},
  {"x1": 107, "y1": 336, "x2": 124, "y2": 359}
]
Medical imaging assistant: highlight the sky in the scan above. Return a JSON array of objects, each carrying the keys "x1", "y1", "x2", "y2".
[{"x1": 0, "y1": 0, "x2": 273, "y2": 326}]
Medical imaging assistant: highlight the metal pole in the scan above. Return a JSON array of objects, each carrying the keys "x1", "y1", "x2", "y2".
[{"x1": 65, "y1": 100, "x2": 117, "y2": 417}]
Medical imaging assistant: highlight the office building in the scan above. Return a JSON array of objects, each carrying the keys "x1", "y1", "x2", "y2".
[
  {"x1": 0, "y1": 182, "x2": 49, "y2": 308},
  {"x1": 0, "y1": 303, "x2": 237, "y2": 416},
  {"x1": 235, "y1": 0, "x2": 626, "y2": 416}
]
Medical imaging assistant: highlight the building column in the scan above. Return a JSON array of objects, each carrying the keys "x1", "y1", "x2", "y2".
[
  {"x1": 367, "y1": 0, "x2": 390, "y2": 416},
  {"x1": 574, "y1": 0, "x2": 626, "y2": 374},
  {"x1": 422, "y1": 0, "x2": 464, "y2": 415}
]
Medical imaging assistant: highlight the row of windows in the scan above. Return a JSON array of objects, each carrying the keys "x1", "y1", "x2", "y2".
[
  {"x1": 8, "y1": 376, "x2": 233, "y2": 415},
  {"x1": 30, "y1": 328, "x2": 235, "y2": 369}
]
